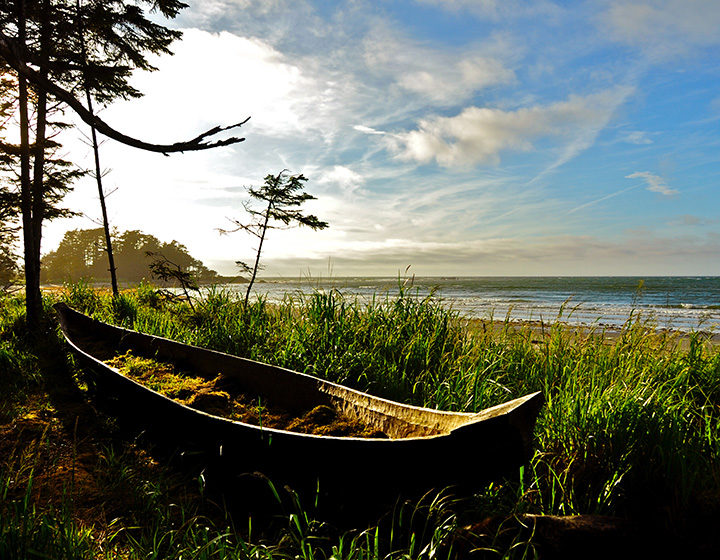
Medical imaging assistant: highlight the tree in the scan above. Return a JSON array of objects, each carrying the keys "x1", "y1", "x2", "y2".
[
  {"x1": 223, "y1": 171, "x2": 328, "y2": 307},
  {"x1": 75, "y1": 0, "x2": 118, "y2": 297},
  {"x1": 146, "y1": 251, "x2": 199, "y2": 311},
  {"x1": 0, "y1": 0, "x2": 249, "y2": 331},
  {"x1": 0, "y1": 4, "x2": 84, "y2": 309},
  {"x1": 0, "y1": 74, "x2": 20, "y2": 291},
  {"x1": 41, "y1": 228, "x2": 222, "y2": 285}
]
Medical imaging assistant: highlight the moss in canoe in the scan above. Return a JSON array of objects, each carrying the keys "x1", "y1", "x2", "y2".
[{"x1": 104, "y1": 352, "x2": 387, "y2": 438}]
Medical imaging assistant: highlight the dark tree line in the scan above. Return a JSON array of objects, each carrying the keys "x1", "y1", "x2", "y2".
[
  {"x1": 41, "y1": 228, "x2": 225, "y2": 285},
  {"x1": 0, "y1": 0, "x2": 248, "y2": 332}
]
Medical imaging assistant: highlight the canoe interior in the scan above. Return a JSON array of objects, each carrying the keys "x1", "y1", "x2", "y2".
[{"x1": 55, "y1": 303, "x2": 542, "y2": 441}]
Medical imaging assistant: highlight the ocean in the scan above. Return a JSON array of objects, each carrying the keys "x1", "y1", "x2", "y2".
[{"x1": 217, "y1": 276, "x2": 720, "y2": 334}]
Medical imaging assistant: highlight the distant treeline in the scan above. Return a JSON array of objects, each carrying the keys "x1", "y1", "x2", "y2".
[{"x1": 41, "y1": 228, "x2": 241, "y2": 285}]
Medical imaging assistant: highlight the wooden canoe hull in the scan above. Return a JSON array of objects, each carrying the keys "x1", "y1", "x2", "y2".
[{"x1": 55, "y1": 303, "x2": 543, "y2": 500}]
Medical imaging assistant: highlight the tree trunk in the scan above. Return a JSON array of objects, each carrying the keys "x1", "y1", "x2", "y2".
[
  {"x1": 89, "y1": 119, "x2": 119, "y2": 296},
  {"x1": 17, "y1": 0, "x2": 41, "y2": 330},
  {"x1": 29, "y1": 0, "x2": 51, "y2": 318},
  {"x1": 244, "y1": 196, "x2": 273, "y2": 308},
  {"x1": 77, "y1": 0, "x2": 119, "y2": 296}
]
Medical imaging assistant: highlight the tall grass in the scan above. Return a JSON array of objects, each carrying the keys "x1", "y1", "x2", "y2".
[
  {"x1": 0, "y1": 295, "x2": 47, "y2": 422},
  {"x1": 2, "y1": 283, "x2": 720, "y2": 557},
  {"x1": 53, "y1": 285, "x2": 720, "y2": 522}
]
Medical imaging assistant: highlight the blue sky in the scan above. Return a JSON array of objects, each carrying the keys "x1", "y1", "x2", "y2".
[{"x1": 49, "y1": 0, "x2": 720, "y2": 276}]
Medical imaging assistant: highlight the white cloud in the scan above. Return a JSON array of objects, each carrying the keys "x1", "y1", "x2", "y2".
[
  {"x1": 316, "y1": 166, "x2": 365, "y2": 193},
  {"x1": 626, "y1": 171, "x2": 678, "y2": 196},
  {"x1": 396, "y1": 56, "x2": 515, "y2": 104},
  {"x1": 105, "y1": 29, "x2": 326, "y2": 140},
  {"x1": 391, "y1": 88, "x2": 633, "y2": 167},
  {"x1": 353, "y1": 125, "x2": 385, "y2": 135},
  {"x1": 176, "y1": 0, "x2": 294, "y2": 28},
  {"x1": 41, "y1": 1, "x2": 715, "y2": 279},
  {"x1": 603, "y1": 0, "x2": 720, "y2": 58}
]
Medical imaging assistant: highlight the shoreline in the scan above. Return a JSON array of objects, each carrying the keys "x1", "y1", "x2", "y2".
[{"x1": 464, "y1": 317, "x2": 720, "y2": 348}]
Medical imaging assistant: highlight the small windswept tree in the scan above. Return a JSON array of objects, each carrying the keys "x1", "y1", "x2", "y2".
[
  {"x1": 223, "y1": 170, "x2": 328, "y2": 307},
  {"x1": 146, "y1": 251, "x2": 199, "y2": 311}
]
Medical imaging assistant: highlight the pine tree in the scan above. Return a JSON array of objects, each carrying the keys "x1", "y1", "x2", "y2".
[
  {"x1": 71, "y1": 0, "x2": 186, "y2": 297},
  {"x1": 0, "y1": 0, "x2": 248, "y2": 330},
  {"x1": 0, "y1": 4, "x2": 83, "y2": 314},
  {"x1": 223, "y1": 171, "x2": 329, "y2": 307}
]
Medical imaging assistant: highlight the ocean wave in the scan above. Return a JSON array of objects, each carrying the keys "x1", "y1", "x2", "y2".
[{"x1": 678, "y1": 303, "x2": 720, "y2": 310}]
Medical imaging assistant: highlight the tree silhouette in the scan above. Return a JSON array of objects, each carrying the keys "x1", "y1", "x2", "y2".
[
  {"x1": 0, "y1": 0, "x2": 249, "y2": 331},
  {"x1": 146, "y1": 251, "x2": 199, "y2": 311},
  {"x1": 223, "y1": 171, "x2": 328, "y2": 307},
  {"x1": 0, "y1": 5, "x2": 84, "y2": 316},
  {"x1": 74, "y1": 0, "x2": 118, "y2": 296},
  {"x1": 0, "y1": 192, "x2": 18, "y2": 291},
  {"x1": 42, "y1": 228, "x2": 222, "y2": 286}
]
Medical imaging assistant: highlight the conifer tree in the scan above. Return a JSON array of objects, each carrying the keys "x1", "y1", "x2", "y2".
[
  {"x1": 224, "y1": 171, "x2": 329, "y2": 307},
  {"x1": 0, "y1": 4, "x2": 83, "y2": 316},
  {"x1": 0, "y1": 0, "x2": 248, "y2": 330}
]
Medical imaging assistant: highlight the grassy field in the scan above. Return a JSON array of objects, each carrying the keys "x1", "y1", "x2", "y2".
[{"x1": 1, "y1": 282, "x2": 719, "y2": 558}]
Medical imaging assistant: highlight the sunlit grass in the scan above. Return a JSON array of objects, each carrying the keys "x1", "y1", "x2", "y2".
[
  {"x1": 2, "y1": 283, "x2": 720, "y2": 557},
  {"x1": 60, "y1": 284, "x2": 720, "y2": 519}
]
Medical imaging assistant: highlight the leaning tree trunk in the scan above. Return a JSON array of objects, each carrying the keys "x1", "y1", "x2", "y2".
[
  {"x1": 244, "y1": 198, "x2": 273, "y2": 308},
  {"x1": 88, "y1": 117, "x2": 119, "y2": 297},
  {"x1": 77, "y1": 0, "x2": 119, "y2": 296}
]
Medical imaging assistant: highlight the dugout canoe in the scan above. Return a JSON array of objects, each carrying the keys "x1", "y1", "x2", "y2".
[{"x1": 55, "y1": 302, "x2": 543, "y2": 499}]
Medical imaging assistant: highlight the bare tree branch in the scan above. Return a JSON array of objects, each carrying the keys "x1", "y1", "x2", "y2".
[{"x1": 0, "y1": 29, "x2": 250, "y2": 155}]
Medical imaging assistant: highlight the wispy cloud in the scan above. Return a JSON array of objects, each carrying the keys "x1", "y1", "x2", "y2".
[
  {"x1": 353, "y1": 125, "x2": 385, "y2": 135},
  {"x1": 568, "y1": 185, "x2": 639, "y2": 214},
  {"x1": 46, "y1": 1, "x2": 718, "y2": 277},
  {"x1": 626, "y1": 171, "x2": 678, "y2": 196},
  {"x1": 622, "y1": 131, "x2": 653, "y2": 145},
  {"x1": 413, "y1": 0, "x2": 564, "y2": 20},
  {"x1": 390, "y1": 88, "x2": 632, "y2": 167},
  {"x1": 602, "y1": 0, "x2": 720, "y2": 59},
  {"x1": 211, "y1": 231, "x2": 720, "y2": 276},
  {"x1": 669, "y1": 215, "x2": 719, "y2": 227},
  {"x1": 362, "y1": 27, "x2": 516, "y2": 106}
]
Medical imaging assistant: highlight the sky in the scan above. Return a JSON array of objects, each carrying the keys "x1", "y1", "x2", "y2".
[{"x1": 45, "y1": 0, "x2": 720, "y2": 277}]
